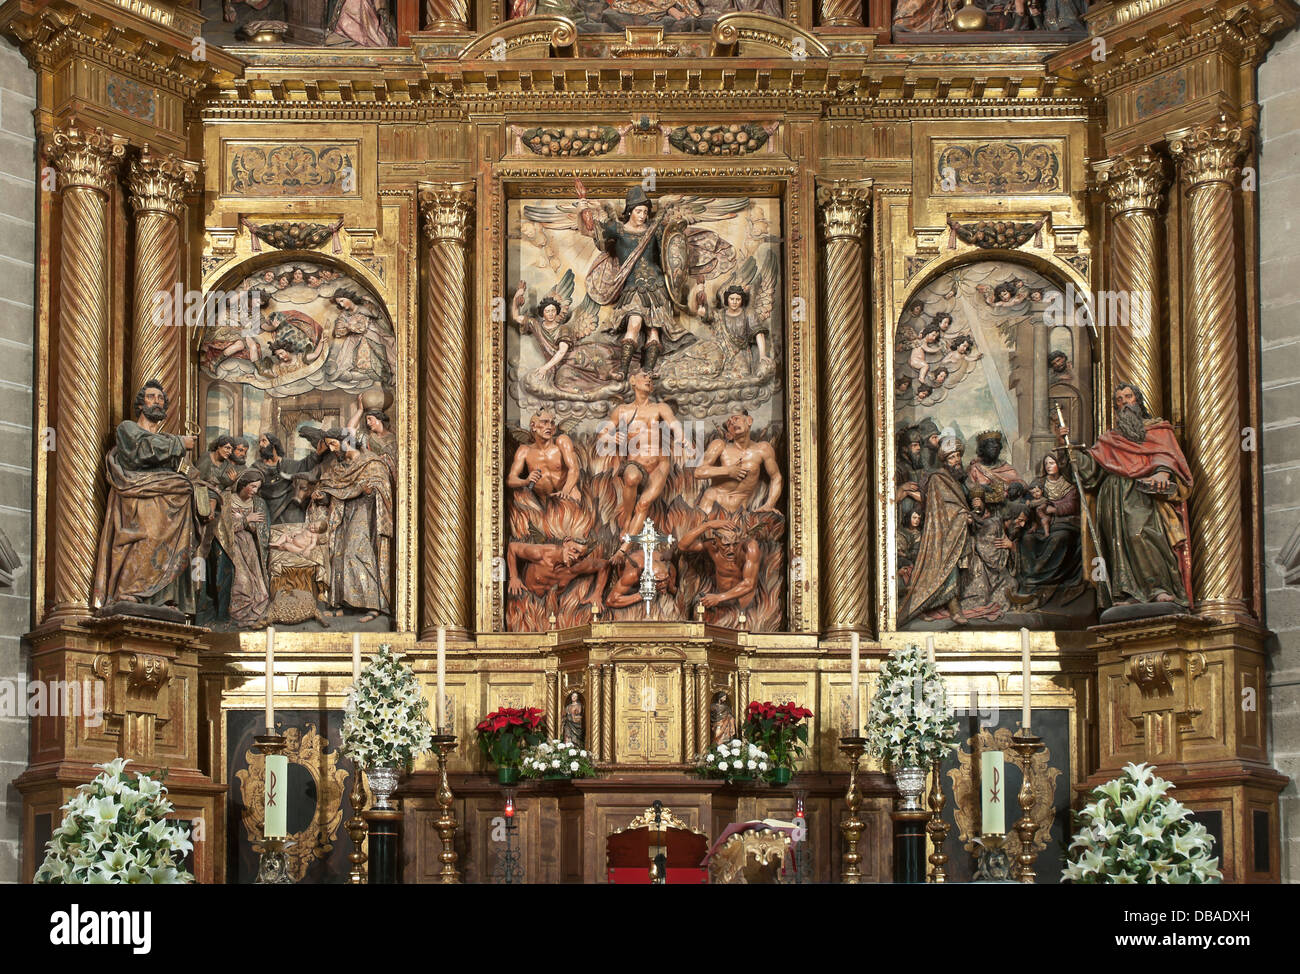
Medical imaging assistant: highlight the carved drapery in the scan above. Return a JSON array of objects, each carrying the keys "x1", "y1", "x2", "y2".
[
  {"x1": 43, "y1": 121, "x2": 127, "y2": 623},
  {"x1": 1169, "y1": 115, "x2": 1252, "y2": 622},
  {"x1": 816, "y1": 181, "x2": 872, "y2": 637},
  {"x1": 1095, "y1": 148, "x2": 1169, "y2": 420},
  {"x1": 127, "y1": 145, "x2": 198, "y2": 429},
  {"x1": 419, "y1": 182, "x2": 475, "y2": 638}
]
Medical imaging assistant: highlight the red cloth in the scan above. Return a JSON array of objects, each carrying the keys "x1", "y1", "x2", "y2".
[{"x1": 1087, "y1": 421, "x2": 1192, "y2": 488}]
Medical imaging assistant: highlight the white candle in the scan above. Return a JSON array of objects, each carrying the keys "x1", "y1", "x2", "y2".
[
  {"x1": 437, "y1": 626, "x2": 447, "y2": 733},
  {"x1": 264, "y1": 626, "x2": 275, "y2": 734},
  {"x1": 351, "y1": 632, "x2": 361, "y2": 684},
  {"x1": 926, "y1": 634, "x2": 936, "y2": 665},
  {"x1": 1020, "y1": 628, "x2": 1031, "y2": 732},
  {"x1": 850, "y1": 632, "x2": 860, "y2": 732}
]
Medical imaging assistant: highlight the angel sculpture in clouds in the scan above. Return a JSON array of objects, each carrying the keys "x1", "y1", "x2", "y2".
[
  {"x1": 511, "y1": 268, "x2": 618, "y2": 397},
  {"x1": 676, "y1": 254, "x2": 778, "y2": 384},
  {"x1": 522, "y1": 182, "x2": 745, "y2": 382}
]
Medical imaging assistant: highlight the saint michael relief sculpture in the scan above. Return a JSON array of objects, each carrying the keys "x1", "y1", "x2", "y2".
[{"x1": 505, "y1": 187, "x2": 788, "y2": 632}]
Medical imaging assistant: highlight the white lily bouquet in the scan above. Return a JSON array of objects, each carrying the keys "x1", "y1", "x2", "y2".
[
  {"x1": 520, "y1": 739, "x2": 598, "y2": 779},
  {"x1": 698, "y1": 738, "x2": 770, "y2": 781},
  {"x1": 35, "y1": 758, "x2": 194, "y2": 885},
  {"x1": 341, "y1": 644, "x2": 434, "y2": 771},
  {"x1": 1064, "y1": 762, "x2": 1222, "y2": 884},
  {"x1": 865, "y1": 644, "x2": 959, "y2": 769}
]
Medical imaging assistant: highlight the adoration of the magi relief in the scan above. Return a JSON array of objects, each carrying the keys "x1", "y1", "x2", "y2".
[
  {"x1": 196, "y1": 260, "x2": 398, "y2": 632},
  {"x1": 505, "y1": 189, "x2": 785, "y2": 632},
  {"x1": 894, "y1": 260, "x2": 1094, "y2": 631}
]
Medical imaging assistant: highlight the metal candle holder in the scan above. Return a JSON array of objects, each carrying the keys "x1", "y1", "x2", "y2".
[
  {"x1": 432, "y1": 734, "x2": 462, "y2": 884},
  {"x1": 838, "y1": 735, "x2": 867, "y2": 884},
  {"x1": 925, "y1": 757, "x2": 950, "y2": 883},
  {"x1": 254, "y1": 733, "x2": 292, "y2": 885},
  {"x1": 1009, "y1": 730, "x2": 1044, "y2": 884},
  {"x1": 345, "y1": 766, "x2": 368, "y2": 884}
]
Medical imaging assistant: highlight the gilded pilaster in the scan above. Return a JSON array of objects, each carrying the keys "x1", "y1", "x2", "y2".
[
  {"x1": 1095, "y1": 148, "x2": 1169, "y2": 420},
  {"x1": 684, "y1": 663, "x2": 697, "y2": 759},
  {"x1": 816, "y1": 181, "x2": 872, "y2": 638},
  {"x1": 419, "y1": 182, "x2": 475, "y2": 639},
  {"x1": 43, "y1": 120, "x2": 127, "y2": 624},
  {"x1": 127, "y1": 145, "x2": 197, "y2": 429},
  {"x1": 1168, "y1": 115, "x2": 1252, "y2": 622}
]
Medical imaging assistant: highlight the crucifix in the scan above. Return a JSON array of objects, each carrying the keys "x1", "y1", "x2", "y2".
[{"x1": 621, "y1": 517, "x2": 674, "y2": 617}]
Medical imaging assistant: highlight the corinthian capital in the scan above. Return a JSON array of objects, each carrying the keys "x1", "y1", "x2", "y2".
[
  {"x1": 127, "y1": 145, "x2": 199, "y2": 218},
  {"x1": 45, "y1": 118, "x2": 128, "y2": 194},
  {"x1": 1168, "y1": 114, "x2": 1252, "y2": 189},
  {"x1": 1094, "y1": 148, "x2": 1169, "y2": 216},
  {"x1": 816, "y1": 180, "x2": 872, "y2": 241},
  {"x1": 420, "y1": 181, "x2": 475, "y2": 244}
]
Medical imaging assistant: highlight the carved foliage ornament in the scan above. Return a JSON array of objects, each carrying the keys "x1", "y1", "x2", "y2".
[
  {"x1": 520, "y1": 125, "x2": 622, "y2": 157},
  {"x1": 1169, "y1": 114, "x2": 1252, "y2": 189},
  {"x1": 420, "y1": 184, "x2": 475, "y2": 244},
  {"x1": 668, "y1": 123, "x2": 776, "y2": 157},
  {"x1": 935, "y1": 142, "x2": 1063, "y2": 196},
  {"x1": 816, "y1": 183, "x2": 870, "y2": 240},
  {"x1": 1095, "y1": 149, "x2": 1168, "y2": 215},
  {"x1": 127, "y1": 145, "x2": 199, "y2": 218},
  {"x1": 45, "y1": 120, "x2": 128, "y2": 194}
]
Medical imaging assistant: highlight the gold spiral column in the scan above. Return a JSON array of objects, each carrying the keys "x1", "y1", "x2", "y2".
[
  {"x1": 127, "y1": 145, "x2": 198, "y2": 428},
  {"x1": 1094, "y1": 149, "x2": 1169, "y2": 420},
  {"x1": 1169, "y1": 115, "x2": 1252, "y2": 622},
  {"x1": 816, "y1": 180, "x2": 872, "y2": 638},
  {"x1": 820, "y1": 0, "x2": 863, "y2": 27},
  {"x1": 43, "y1": 120, "x2": 127, "y2": 624},
  {"x1": 419, "y1": 182, "x2": 475, "y2": 639},
  {"x1": 424, "y1": 0, "x2": 469, "y2": 31}
]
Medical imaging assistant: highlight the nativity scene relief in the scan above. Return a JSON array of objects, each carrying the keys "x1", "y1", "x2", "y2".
[
  {"x1": 505, "y1": 187, "x2": 786, "y2": 632},
  {"x1": 186, "y1": 259, "x2": 398, "y2": 633}
]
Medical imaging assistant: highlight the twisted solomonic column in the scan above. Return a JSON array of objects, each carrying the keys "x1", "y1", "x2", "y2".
[
  {"x1": 820, "y1": 0, "x2": 863, "y2": 28},
  {"x1": 127, "y1": 145, "x2": 198, "y2": 431},
  {"x1": 1094, "y1": 148, "x2": 1169, "y2": 421},
  {"x1": 816, "y1": 180, "x2": 872, "y2": 638},
  {"x1": 1169, "y1": 115, "x2": 1253, "y2": 622},
  {"x1": 419, "y1": 182, "x2": 475, "y2": 639},
  {"x1": 43, "y1": 120, "x2": 127, "y2": 624},
  {"x1": 424, "y1": 0, "x2": 469, "y2": 31}
]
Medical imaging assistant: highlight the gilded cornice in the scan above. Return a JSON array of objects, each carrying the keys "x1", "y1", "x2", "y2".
[
  {"x1": 44, "y1": 118, "x2": 127, "y2": 193},
  {"x1": 1168, "y1": 112, "x2": 1252, "y2": 187},
  {"x1": 1048, "y1": 0, "x2": 1298, "y2": 92},
  {"x1": 1093, "y1": 148, "x2": 1169, "y2": 214},
  {"x1": 0, "y1": 0, "x2": 243, "y2": 99},
  {"x1": 127, "y1": 143, "x2": 198, "y2": 217}
]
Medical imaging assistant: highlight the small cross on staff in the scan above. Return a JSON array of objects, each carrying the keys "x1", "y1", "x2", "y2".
[{"x1": 622, "y1": 517, "x2": 673, "y2": 618}]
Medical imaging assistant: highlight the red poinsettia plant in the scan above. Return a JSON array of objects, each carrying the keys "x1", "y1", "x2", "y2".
[
  {"x1": 475, "y1": 707, "x2": 545, "y2": 771},
  {"x1": 744, "y1": 701, "x2": 814, "y2": 773}
]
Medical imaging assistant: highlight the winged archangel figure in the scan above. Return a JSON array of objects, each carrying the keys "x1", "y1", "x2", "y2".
[{"x1": 522, "y1": 182, "x2": 747, "y2": 382}]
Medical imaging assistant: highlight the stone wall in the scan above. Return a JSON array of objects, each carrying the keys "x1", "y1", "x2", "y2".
[
  {"x1": 0, "y1": 35, "x2": 34, "y2": 884},
  {"x1": 1261, "y1": 26, "x2": 1300, "y2": 884}
]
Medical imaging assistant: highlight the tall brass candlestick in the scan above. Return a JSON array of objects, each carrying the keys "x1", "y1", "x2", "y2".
[
  {"x1": 432, "y1": 734, "x2": 462, "y2": 884},
  {"x1": 925, "y1": 757, "x2": 950, "y2": 883},
  {"x1": 839, "y1": 735, "x2": 867, "y2": 884},
  {"x1": 345, "y1": 767, "x2": 368, "y2": 884},
  {"x1": 1010, "y1": 731, "x2": 1044, "y2": 884}
]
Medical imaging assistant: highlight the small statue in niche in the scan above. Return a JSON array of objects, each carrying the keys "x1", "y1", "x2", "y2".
[
  {"x1": 93, "y1": 381, "x2": 201, "y2": 621},
  {"x1": 710, "y1": 690, "x2": 737, "y2": 744},
  {"x1": 562, "y1": 690, "x2": 585, "y2": 748}
]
